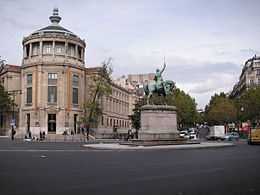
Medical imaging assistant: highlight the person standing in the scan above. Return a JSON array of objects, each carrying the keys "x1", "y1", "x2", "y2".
[
  {"x1": 11, "y1": 125, "x2": 16, "y2": 141},
  {"x1": 86, "y1": 124, "x2": 90, "y2": 141},
  {"x1": 154, "y1": 59, "x2": 166, "y2": 90}
]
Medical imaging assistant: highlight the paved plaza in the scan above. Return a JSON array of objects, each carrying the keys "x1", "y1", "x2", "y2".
[{"x1": 0, "y1": 138, "x2": 260, "y2": 195}]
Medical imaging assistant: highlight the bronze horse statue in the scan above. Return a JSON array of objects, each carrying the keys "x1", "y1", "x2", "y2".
[{"x1": 144, "y1": 80, "x2": 175, "y2": 104}]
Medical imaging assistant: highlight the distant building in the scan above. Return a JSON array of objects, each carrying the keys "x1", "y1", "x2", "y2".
[
  {"x1": 114, "y1": 73, "x2": 155, "y2": 116},
  {"x1": 230, "y1": 55, "x2": 260, "y2": 98},
  {"x1": 0, "y1": 65, "x2": 21, "y2": 135},
  {"x1": 128, "y1": 73, "x2": 155, "y2": 89},
  {"x1": 114, "y1": 75, "x2": 135, "y2": 92}
]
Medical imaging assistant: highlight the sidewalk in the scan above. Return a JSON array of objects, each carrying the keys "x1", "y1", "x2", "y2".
[{"x1": 83, "y1": 142, "x2": 234, "y2": 150}]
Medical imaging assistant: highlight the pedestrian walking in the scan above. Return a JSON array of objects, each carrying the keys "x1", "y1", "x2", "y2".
[
  {"x1": 28, "y1": 130, "x2": 32, "y2": 139},
  {"x1": 40, "y1": 131, "x2": 43, "y2": 141},
  {"x1": 42, "y1": 131, "x2": 46, "y2": 140},
  {"x1": 11, "y1": 126, "x2": 16, "y2": 141},
  {"x1": 86, "y1": 125, "x2": 90, "y2": 141}
]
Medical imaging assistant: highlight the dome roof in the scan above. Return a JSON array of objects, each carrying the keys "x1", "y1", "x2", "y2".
[{"x1": 31, "y1": 8, "x2": 77, "y2": 37}]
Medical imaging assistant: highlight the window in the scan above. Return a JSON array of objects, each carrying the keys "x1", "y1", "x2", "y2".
[
  {"x1": 68, "y1": 43, "x2": 75, "y2": 57},
  {"x1": 72, "y1": 74, "x2": 79, "y2": 86},
  {"x1": 258, "y1": 78, "x2": 260, "y2": 85},
  {"x1": 72, "y1": 74, "x2": 79, "y2": 106},
  {"x1": 32, "y1": 42, "x2": 39, "y2": 56},
  {"x1": 27, "y1": 74, "x2": 32, "y2": 85},
  {"x1": 46, "y1": 47, "x2": 52, "y2": 54},
  {"x1": 72, "y1": 88, "x2": 78, "y2": 104},
  {"x1": 24, "y1": 45, "x2": 29, "y2": 58},
  {"x1": 55, "y1": 42, "x2": 65, "y2": 54},
  {"x1": 48, "y1": 73, "x2": 57, "y2": 104},
  {"x1": 78, "y1": 47, "x2": 82, "y2": 59},
  {"x1": 257, "y1": 69, "x2": 260, "y2": 76},
  {"x1": 26, "y1": 87, "x2": 32, "y2": 104},
  {"x1": 48, "y1": 73, "x2": 57, "y2": 80},
  {"x1": 43, "y1": 42, "x2": 52, "y2": 54},
  {"x1": 48, "y1": 73, "x2": 57, "y2": 85},
  {"x1": 48, "y1": 86, "x2": 57, "y2": 103},
  {"x1": 56, "y1": 47, "x2": 62, "y2": 54}
]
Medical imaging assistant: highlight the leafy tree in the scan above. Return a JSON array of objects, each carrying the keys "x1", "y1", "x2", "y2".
[
  {"x1": 129, "y1": 98, "x2": 146, "y2": 130},
  {"x1": 205, "y1": 93, "x2": 237, "y2": 125},
  {"x1": 81, "y1": 59, "x2": 113, "y2": 129},
  {"x1": 0, "y1": 56, "x2": 5, "y2": 73},
  {"x1": 0, "y1": 84, "x2": 13, "y2": 112},
  {"x1": 170, "y1": 88, "x2": 198, "y2": 127},
  {"x1": 0, "y1": 58, "x2": 13, "y2": 121},
  {"x1": 237, "y1": 87, "x2": 260, "y2": 122}
]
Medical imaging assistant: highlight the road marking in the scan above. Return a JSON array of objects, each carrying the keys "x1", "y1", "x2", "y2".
[{"x1": 0, "y1": 149, "x2": 91, "y2": 152}]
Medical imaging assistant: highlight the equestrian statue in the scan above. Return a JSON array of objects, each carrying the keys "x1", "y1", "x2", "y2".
[{"x1": 144, "y1": 59, "x2": 175, "y2": 104}]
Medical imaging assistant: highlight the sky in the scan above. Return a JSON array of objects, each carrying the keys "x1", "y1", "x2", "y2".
[{"x1": 1, "y1": 0, "x2": 260, "y2": 109}]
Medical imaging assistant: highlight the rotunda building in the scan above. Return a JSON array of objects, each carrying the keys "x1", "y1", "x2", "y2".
[{"x1": 20, "y1": 8, "x2": 86, "y2": 135}]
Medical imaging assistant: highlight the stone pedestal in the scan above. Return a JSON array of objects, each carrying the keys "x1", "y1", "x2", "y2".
[{"x1": 139, "y1": 105, "x2": 178, "y2": 140}]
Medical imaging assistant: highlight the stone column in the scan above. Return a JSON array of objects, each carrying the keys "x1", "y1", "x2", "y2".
[
  {"x1": 82, "y1": 49, "x2": 85, "y2": 64},
  {"x1": 23, "y1": 46, "x2": 26, "y2": 58},
  {"x1": 65, "y1": 41, "x2": 68, "y2": 59},
  {"x1": 81, "y1": 47, "x2": 84, "y2": 60},
  {"x1": 29, "y1": 43, "x2": 32, "y2": 58},
  {"x1": 75, "y1": 45, "x2": 78, "y2": 59},
  {"x1": 39, "y1": 41, "x2": 43, "y2": 57},
  {"x1": 52, "y1": 41, "x2": 55, "y2": 57}
]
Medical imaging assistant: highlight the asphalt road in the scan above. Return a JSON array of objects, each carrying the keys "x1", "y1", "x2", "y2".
[{"x1": 0, "y1": 138, "x2": 260, "y2": 195}]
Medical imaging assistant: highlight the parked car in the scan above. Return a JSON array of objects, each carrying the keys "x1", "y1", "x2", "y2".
[
  {"x1": 189, "y1": 133, "x2": 198, "y2": 140},
  {"x1": 179, "y1": 130, "x2": 189, "y2": 139},
  {"x1": 224, "y1": 132, "x2": 239, "y2": 141},
  {"x1": 188, "y1": 128, "x2": 196, "y2": 134}
]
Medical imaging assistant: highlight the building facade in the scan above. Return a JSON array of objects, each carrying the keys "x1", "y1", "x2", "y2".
[
  {"x1": 0, "y1": 9, "x2": 131, "y2": 137},
  {"x1": 0, "y1": 65, "x2": 21, "y2": 135},
  {"x1": 230, "y1": 55, "x2": 260, "y2": 98}
]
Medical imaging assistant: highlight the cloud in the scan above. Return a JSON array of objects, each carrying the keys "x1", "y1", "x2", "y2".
[
  {"x1": 240, "y1": 48, "x2": 260, "y2": 54},
  {"x1": 188, "y1": 73, "x2": 237, "y2": 94},
  {"x1": 1, "y1": 16, "x2": 37, "y2": 30}
]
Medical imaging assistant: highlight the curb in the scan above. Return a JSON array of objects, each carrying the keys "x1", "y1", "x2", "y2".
[{"x1": 82, "y1": 142, "x2": 235, "y2": 150}]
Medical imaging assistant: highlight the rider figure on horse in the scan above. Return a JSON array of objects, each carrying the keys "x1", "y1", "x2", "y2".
[
  {"x1": 154, "y1": 61, "x2": 166, "y2": 92},
  {"x1": 144, "y1": 58, "x2": 175, "y2": 104}
]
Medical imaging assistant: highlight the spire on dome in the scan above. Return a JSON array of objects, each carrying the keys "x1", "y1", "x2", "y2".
[{"x1": 49, "y1": 8, "x2": 61, "y2": 25}]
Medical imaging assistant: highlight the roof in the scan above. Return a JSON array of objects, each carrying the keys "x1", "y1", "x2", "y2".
[
  {"x1": 0, "y1": 64, "x2": 21, "y2": 76},
  {"x1": 35, "y1": 25, "x2": 74, "y2": 34},
  {"x1": 31, "y1": 8, "x2": 77, "y2": 37}
]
